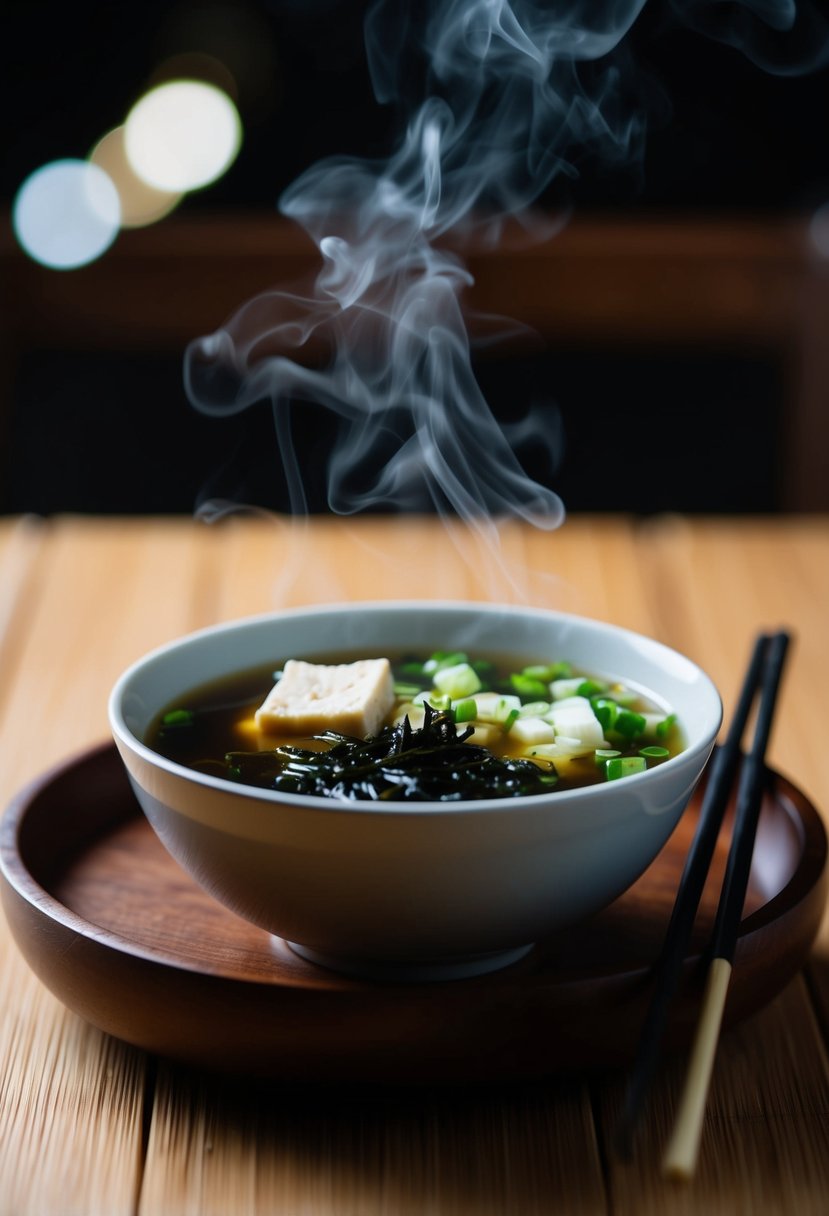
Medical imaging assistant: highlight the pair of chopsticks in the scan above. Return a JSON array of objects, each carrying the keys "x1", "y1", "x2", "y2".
[{"x1": 614, "y1": 629, "x2": 791, "y2": 1179}]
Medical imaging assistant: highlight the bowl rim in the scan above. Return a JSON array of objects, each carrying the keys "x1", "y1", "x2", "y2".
[{"x1": 109, "y1": 600, "x2": 723, "y2": 817}]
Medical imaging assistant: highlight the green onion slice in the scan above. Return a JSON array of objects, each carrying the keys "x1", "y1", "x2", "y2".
[
  {"x1": 394, "y1": 682, "x2": 422, "y2": 698},
  {"x1": 592, "y1": 699, "x2": 618, "y2": 731},
  {"x1": 605, "y1": 756, "x2": 648, "y2": 781},
  {"x1": 613, "y1": 710, "x2": 647, "y2": 738},
  {"x1": 510, "y1": 673, "x2": 549, "y2": 700},
  {"x1": 454, "y1": 698, "x2": 478, "y2": 723},
  {"x1": 595, "y1": 748, "x2": 621, "y2": 766},
  {"x1": 656, "y1": 713, "x2": 677, "y2": 740},
  {"x1": 577, "y1": 679, "x2": 606, "y2": 698}
]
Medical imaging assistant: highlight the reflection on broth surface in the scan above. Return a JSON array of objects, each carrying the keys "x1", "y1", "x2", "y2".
[{"x1": 148, "y1": 650, "x2": 683, "y2": 801}]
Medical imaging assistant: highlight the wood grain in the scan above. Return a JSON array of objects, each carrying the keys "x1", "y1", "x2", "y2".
[
  {"x1": 0, "y1": 517, "x2": 216, "y2": 1214},
  {"x1": 1, "y1": 514, "x2": 828, "y2": 1214},
  {"x1": 620, "y1": 514, "x2": 829, "y2": 1199},
  {"x1": 600, "y1": 980, "x2": 829, "y2": 1216},
  {"x1": 3, "y1": 744, "x2": 822, "y2": 1084},
  {"x1": 140, "y1": 1065, "x2": 607, "y2": 1216}
]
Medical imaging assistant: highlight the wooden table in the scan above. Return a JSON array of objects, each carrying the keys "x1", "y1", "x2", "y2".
[{"x1": 1, "y1": 512, "x2": 828, "y2": 1214}]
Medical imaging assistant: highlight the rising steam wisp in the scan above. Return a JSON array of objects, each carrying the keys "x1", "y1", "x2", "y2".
[
  {"x1": 186, "y1": 0, "x2": 651, "y2": 544},
  {"x1": 186, "y1": 0, "x2": 826, "y2": 573}
]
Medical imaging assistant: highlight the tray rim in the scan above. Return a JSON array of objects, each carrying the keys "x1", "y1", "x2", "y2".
[
  {"x1": 2, "y1": 741, "x2": 827, "y2": 1082},
  {"x1": 1, "y1": 739, "x2": 826, "y2": 989}
]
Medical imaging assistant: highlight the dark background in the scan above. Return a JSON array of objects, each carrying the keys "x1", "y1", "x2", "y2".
[{"x1": 2, "y1": 0, "x2": 827, "y2": 517}]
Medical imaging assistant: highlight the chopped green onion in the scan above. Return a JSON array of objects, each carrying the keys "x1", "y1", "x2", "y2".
[
  {"x1": 613, "y1": 709, "x2": 647, "y2": 738},
  {"x1": 517, "y1": 661, "x2": 575, "y2": 683},
  {"x1": 502, "y1": 708, "x2": 520, "y2": 734},
  {"x1": 454, "y1": 698, "x2": 478, "y2": 723},
  {"x1": 519, "y1": 700, "x2": 551, "y2": 717},
  {"x1": 433, "y1": 662, "x2": 482, "y2": 699},
  {"x1": 656, "y1": 713, "x2": 677, "y2": 740},
  {"x1": 399, "y1": 661, "x2": 427, "y2": 679},
  {"x1": 605, "y1": 756, "x2": 648, "y2": 781},
  {"x1": 424, "y1": 651, "x2": 469, "y2": 675},
  {"x1": 595, "y1": 748, "x2": 621, "y2": 766},
  {"x1": 413, "y1": 692, "x2": 453, "y2": 711},
  {"x1": 394, "y1": 682, "x2": 422, "y2": 698},
  {"x1": 510, "y1": 673, "x2": 549, "y2": 700},
  {"x1": 577, "y1": 679, "x2": 606, "y2": 698},
  {"x1": 162, "y1": 708, "x2": 194, "y2": 727},
  {"x1": 592, "y1": 698, "x2": 618, "y2": 732},
  {"x1": 640, "y1": 745, "x2": 670, "y2": 759}
]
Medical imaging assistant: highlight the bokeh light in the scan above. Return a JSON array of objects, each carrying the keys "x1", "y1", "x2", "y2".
[
  {"x1": 124, "y1": 79, "x2": 242, "y2": 192},
  {"x1": 90, "y1": 126, "x2": 182, "y2": 228},
  {"x1": 13, "y1": 159, "x2": 121, "y2": 269}
]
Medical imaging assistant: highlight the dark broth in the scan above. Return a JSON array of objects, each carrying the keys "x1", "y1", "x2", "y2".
[{"x1": 148, "y1": 651, "x2": 682, "y2": 800}]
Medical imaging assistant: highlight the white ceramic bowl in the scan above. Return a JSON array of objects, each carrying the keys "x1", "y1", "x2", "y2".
[{"x1": 109, "y1": 602, "x2": 721, "y2": 981}]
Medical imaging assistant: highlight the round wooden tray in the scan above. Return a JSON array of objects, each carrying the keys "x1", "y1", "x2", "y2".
[{"x1": 1, "y1": 742, "x2": 826, "y2": 1083}]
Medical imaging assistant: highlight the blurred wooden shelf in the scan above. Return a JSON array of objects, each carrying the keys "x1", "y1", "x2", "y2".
[{"x1": 1, "y1": 210, "x2": 828, "y2": 509}]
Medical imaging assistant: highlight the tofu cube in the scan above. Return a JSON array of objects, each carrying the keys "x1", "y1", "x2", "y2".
[
  {"x1": 547, "y1": 702, "x2": 606, "y2": 749},
  {"x1": 463, "y1": 722, "x2": 502, "y2": 748},
  {"x1": 509, "y1": 716, "x2": 557, "y2": 745},
  {"x1": 255, "y1": 658, "x2": 395, "y2": 738}
]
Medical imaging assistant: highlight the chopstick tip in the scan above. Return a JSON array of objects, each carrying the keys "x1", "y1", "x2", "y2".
[{"x1": 661, "y1": 1154, "x2": 695, "y2": 1184}]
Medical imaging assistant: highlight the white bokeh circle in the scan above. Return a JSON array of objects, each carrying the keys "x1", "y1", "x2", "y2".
[
  {"x1": 13, "y1": 159, "x2": 121, "y2": 269},
  {"x1": 124, "y1": 80, "x2": 242, "y2": 192}
]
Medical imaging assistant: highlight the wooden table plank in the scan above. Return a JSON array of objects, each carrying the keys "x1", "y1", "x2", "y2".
[
  {"x1": 635, "y1": 516, "x2": 829, "y2": 818},
  {"x1": 523, "y1": 516, "x2": 655, "y2": 629},
  {"x1": 635, "y1": 516, "x2": 829, "y2": 989},
  {"x1": 0, "y1": 517, "x2": 224, "y2": 792},
  {"x1": 600, "y1": 979, "x2": 829, "y2": 1216},
  {"x1": 2, "y1": 514, "x2": 828, "y2": 1214},
  {"x1": 206, "y1": 514, "x2": 651, "y2": 622},
  {"x1": 140, "y1": 1068, "x2": 607, "y2": 1216},
  {"x1": 590, "y1": 515, "x2": 829, "y2": 1207},
  {"x1": 0, "y1": 516, "x2": 220, "y2": 1215},
  {"x1": 0, "y1": 517, "x2": 44, "y2": 713},
  {"x1": 208, "y1": 515, "x2": 566, "y2": 616}
]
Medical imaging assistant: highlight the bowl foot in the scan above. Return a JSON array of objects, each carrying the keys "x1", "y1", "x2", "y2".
[{"x1": 284, "y1": 941, "x2": 534, "y2": 982}]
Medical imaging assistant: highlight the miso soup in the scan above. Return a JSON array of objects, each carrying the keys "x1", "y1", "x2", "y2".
[{"x1": 148, "y1": 649, "x2": 682, "y2": 802}]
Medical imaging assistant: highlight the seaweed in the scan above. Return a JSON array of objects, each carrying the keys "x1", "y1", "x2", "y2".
[{"x1": 221, "y1": 703, "x2": 558, "y2": 802}]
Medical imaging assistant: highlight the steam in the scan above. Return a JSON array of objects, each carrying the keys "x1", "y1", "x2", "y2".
[
  {"x1": 669, "y1": 1, "x2": 829, "y2": 74},
  {"x1": 186, "y1": 0, "x2": 651, "y2": 527},
  {"x1": 186, "y1": 0, "x2": 828, "y2": 531}
]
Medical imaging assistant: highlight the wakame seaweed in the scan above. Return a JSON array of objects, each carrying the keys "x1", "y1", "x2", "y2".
[{"x1": 221, "y1": 703, "x2": 558, "y2": 802}]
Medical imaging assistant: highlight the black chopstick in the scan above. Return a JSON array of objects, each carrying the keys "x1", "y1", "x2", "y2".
[
  {"x1": 661, "y1": 629, "x2": 790, "y2": 1179},
  {"x1": 613, "y1": 632, "x2": 773, "y2": 1160}
]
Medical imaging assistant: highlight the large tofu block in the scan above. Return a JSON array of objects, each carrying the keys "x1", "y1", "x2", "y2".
[{"x1": 255, "y1": 658, "x2": 395, "y2": 738}]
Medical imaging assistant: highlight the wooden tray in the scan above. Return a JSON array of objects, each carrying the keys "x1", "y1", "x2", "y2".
[{"x1": 1, "y1": 743, "x2": 825, "y2": 1084}]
